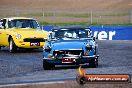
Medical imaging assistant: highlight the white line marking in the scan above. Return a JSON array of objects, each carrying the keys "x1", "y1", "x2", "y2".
[{"x1": 0, "y1": 81, "x2": 65, "y2": 87}]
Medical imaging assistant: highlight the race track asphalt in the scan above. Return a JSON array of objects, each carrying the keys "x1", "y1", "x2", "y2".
[{"x1": 0, "y1": 40, "x2": 132, "y2": 85}]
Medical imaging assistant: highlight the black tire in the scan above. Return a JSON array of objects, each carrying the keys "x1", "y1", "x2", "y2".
[
  {"x1": 43, "y1": 60, "x2": 55, "y2": 70},
  {"x1": 9, "y1": 38, "x2": 17, "y2": 53},
  {"x1": 89, "y1": 58, "x2": 98, "y2": 68}
]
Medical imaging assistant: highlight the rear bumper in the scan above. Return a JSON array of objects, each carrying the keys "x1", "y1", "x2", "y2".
[{"x1": 43, "y1": 55, "x2": 99, "y2": 65}]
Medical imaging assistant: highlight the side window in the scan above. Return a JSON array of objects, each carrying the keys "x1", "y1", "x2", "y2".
[
  {"x1": 88, "y1": 30, "x2": 92, "y2": 37},
  {"x1": 0, "y1": 20, "x2": 3, "y2": 29},
  {"x1": 0, "y1": 19, "x2": 6, "y2": 29}
]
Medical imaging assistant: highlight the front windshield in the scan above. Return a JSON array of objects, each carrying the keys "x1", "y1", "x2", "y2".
[
  {"x1": 8, "y1": 19, "x2": 39, "y2": 29},
  {"x1": 52, "y1": 28, "x2": 91, "y2": 39}
]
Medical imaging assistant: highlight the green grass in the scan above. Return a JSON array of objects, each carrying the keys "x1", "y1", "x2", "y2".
[
  {"x1": 40, "y1": 21, "x2": 92, "y2": 26},
  {"x1": 23, "y1": 12, "x2": 131, "y2": 25},
  {"x1": 40, "y1": 21, "x2": 132, "y2": 26},
  {"x1": 23, "y1": 12, "x2": 91, "y2": 18},
  {"x1": 23, "y1": 11, "x2": 129, "y2": 18}
]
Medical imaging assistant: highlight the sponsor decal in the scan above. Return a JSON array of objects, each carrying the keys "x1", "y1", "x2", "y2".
[
  {"x1": 76, "y1": 66, "x2": 131, "y2": 85},
  {"x1": 93, "y1": 31, "x2": 116, "y2": 40},
  {"x1": 42, "y1": 26, "x2": 132, "y2": 40}
]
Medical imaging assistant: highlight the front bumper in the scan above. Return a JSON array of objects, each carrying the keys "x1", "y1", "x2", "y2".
[
  {"x1": 15, "y1": 42, "x2": 46, "y2": 48},
  {"x1": 43, "y1": 55, "x2": 99, "y2": 65},
  {"x1": 13, "y1": 38, "x2": 46, "y2": 48}
]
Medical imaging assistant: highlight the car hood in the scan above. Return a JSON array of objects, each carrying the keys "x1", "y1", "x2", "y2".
[
  {"x1": 50, "y1": 39, "x2": 91, "y2": 50},
  {"x1": 10, "y1": 28, "x2": 48, "y2": 38}
]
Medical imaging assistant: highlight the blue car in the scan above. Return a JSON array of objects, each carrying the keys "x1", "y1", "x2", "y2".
[{"x1": 43, "y1": 26, "x2": 99, "y2": 70}]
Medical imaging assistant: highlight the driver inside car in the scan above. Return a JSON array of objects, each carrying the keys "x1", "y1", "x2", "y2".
[{"x1": 64, "y1": 31, "x2": 78, "y2": 38}]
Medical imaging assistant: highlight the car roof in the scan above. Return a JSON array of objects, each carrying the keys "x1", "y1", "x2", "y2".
[
  {"x1": 52, "y1": 26, "x2": 91, "y2": 31},
  {"x1": 3, "y1": 17, "x2": 35, "y2": 20}
]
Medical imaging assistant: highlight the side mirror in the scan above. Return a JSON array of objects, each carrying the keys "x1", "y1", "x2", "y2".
[
  {"x1": 48, "y1": 32, "x2": 55, "y2": 40},
  {"x1": 0, "y1": 22, "x2": 4, "y2": 29},
  {"x1": 0, "y1": 26, "x2": 4, "y2": 29},
  {"x1": 93, "y1": 36, "x2": 98, "y2": 41},
  {"x1": 44, "y1": 46, "x2": 51, "y2": 52},
  {"x1": 48, "y1": 33, "x2": 52, "y2": 40}
]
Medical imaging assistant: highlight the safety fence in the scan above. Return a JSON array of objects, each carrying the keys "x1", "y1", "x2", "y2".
[{"x1": 0, "y1": 8, "x2": 131, "y2": 24}]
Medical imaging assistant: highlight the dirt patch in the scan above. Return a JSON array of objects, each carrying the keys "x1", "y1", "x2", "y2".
[{"x1": 0, "y1": 0, "x2": 131, "y2": 10}]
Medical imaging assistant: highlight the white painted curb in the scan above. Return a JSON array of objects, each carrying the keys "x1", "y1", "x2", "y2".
[{"x1": 0, "y1": 81, "x2": 65, "y2": 87}]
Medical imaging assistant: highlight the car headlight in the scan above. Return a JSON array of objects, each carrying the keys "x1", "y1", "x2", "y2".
[
  {"x1": 44, "y1": 46, "x2": 51, "y2": 52},
  {"x1": 85, "y1": 44, "x2": 93, "y2": 50},
  {"x1": 16, "y1": 34, "x2": 21, "y2": 39}
]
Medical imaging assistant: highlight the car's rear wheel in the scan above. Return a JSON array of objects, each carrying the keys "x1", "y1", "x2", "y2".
[
  {"x1": 43, "y1": 60, "x2": 55, "y2": 70},
  {"x1": 9, "y1": 38, "x2": 17, "y2": 53},
  {"x1": 89, "y1": 58, "x2": 98, "y2": 68}
]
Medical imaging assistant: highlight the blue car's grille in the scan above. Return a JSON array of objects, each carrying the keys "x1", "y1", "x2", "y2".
[{"x1": 53, "y1": 50, "x2": 84, "y2": 56}]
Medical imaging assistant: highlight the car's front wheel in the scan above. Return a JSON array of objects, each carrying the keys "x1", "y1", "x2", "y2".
[
  {"x1": 9, "y1": 38, "x2": 17, "y2": 53},
  {"x1": 43, "y1": 60, "x2": 55, "y2": 70},
  {"x1": 89, "y1": 58, "x2": 98, "y2": 68}
]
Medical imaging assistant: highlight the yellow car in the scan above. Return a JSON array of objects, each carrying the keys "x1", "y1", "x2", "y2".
[{"x1": 0, "y1": 17, "x2": 48, "y2": 52}]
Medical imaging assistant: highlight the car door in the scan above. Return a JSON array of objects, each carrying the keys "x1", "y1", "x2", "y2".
[{"x1": 0, "y1": 19, "x2": 9, "y2": 46}]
